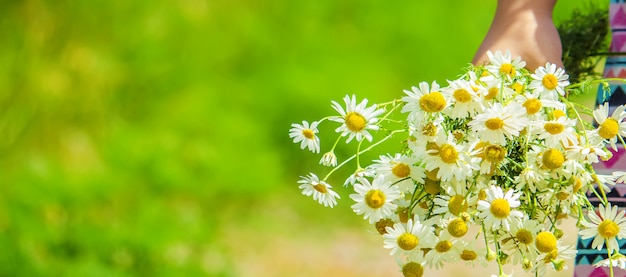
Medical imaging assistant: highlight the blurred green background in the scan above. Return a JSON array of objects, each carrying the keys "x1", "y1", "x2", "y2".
[{"x1": 0, "y1": 0, "x2": 605, "y2": 276}]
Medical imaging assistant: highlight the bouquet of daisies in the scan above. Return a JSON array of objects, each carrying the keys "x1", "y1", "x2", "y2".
[{"x1": 289, "y1": 50, "x2": 626, "y2": 277}]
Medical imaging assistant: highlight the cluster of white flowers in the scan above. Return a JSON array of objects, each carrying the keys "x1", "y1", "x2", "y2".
[{"x1": 289, "y1": 50, "x2": 626, "y2": 277}]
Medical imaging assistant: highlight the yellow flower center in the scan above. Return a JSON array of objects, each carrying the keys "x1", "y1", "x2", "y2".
[
  {"x1": 490, "y1": 198, "x2": 511, "y2": 218},
  {"x1": 402, "y1": 262, "x2": 424, "y2": 277},
  {"x1": 486, "y1": 87, "x2": 499, "y2": 100},
  {"x1": 460, "y1": 250, "x2": 477, "y2": 261},
  {"x1": 302, "y1": 129, "x2": 315, "y2": 139},
  {"x1": 523, "y1": 98, "x2": 542, "y2": 115},
  {"x1": 453, "y1": 89, "x2": 472, "y2": 103},
  {"x1": 448, "y1": 218, "x2": 468, "y2": 237},
  {"x1": 516, "y1": 229, "x2": 533, "y2": 245},
  {"x1": 365, "y1": 190, "x2": 386, "y2": 209},
  {"x1": 392, "y1": 163, "x2": 411, "y2": 178},
  {"x1": 345, "y1": 112, "x2": 367, "y2": 132},
  {"x1": 542, "y1": 74, "x2": 558, "y2": 90},
  {"x1": 312, "y1": 183, "x2": 328, "y2": 193},
  {"x1": 419, "y1": 92, "x2": 447, "y2": 113},
  {"x1": 542, "y1": 148, "x2": 565, "y2": 170},
  {"x1": 397, "y1": 233, "x2": 419, "y2": 250},
  {"x1": 375, "y1": 218, "x2": 395, "y2": 235},
  {"x1": 484, "y1": 144, "x2": 506, "y2": 163},
  {"x1": 439, "y1": 144, "x2": 458, "y2": 164},
  {"x1": 553, "y1": 110, "x2": 566, "y2": 119},
  {"x1": 598, "y1": 118, "x2": 619, "y2": 139},
  {"x1": 544, "y1": 122, "x2": 565, "y2": 135},
  {"x1": 500, "y1": 63, "x2": 515, "y2": 76},
  {"x1": 485, "y1": 118, "x2": 504, "y2": 130},
  {"x1": 478, "y1": 189, "x2": 487, "y2": 200},
  {"x1": 535, "y1": 231, "x2": 557, "y2": 253},
  {"x1": 511, "y1": 83, "x2": 524, "y2": 93},
  {"x1": 435, "y1": 240, "x2": 452, "y2": 253},
  {"x1": 543, "y1": 249, "x2": 559, "y2": 263},
  {"x1": 424, "y1": 178, "x2": 441, "y2": 195},
  {"x1": 556, "y1": 192, "x2": 570, "y2": 201},
  {"x1": 448, "y1": 195, "x2": 467, "y2": 216},
  {"x1": 398, "y1": 207, "x2": 410, "y2": 223},
  {"x1": 598, "y1": 219, "x2": 620, "y2": 238},
  {"x1": 422, "y1": 122, "x2": 438, "y2": 136}
]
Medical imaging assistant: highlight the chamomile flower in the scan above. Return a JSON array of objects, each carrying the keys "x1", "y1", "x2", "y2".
[
  {"x1": 442, "y1": 79, "x2": 483, "y2": 119},
  {"x1": 423, "y1": 134, "x2": 478, "y2": 182},
  {"x1": 503, "y1": 218, "x2": 542, "y2": 265},
  {"x1": 319, "y1": 151, "x2": 338, "y2": 167},
  {"x1": 592, "y1": 102, "x2": 626, "y2": 151},
  {"x1": 457, "y1": 239, "x2": 489, "y2": 268},
  {"x1": 580, "y1": 203, "x2": 626, "y2": 253},
  {"x1": 594, "y1": 253, "x2": 626, "y2": 270},
  {"x1": 298, "y1": 173, "x2": 340, "y2": 208},
  {"x1": 530, "y1": 62, "x2": 570, "y2": 100},
  {"x1": 369, "y1": 154, "x2": 425, "y2": 193},
  {"x1": 432, "y1": 181, "x2": 470, "y2": 218},
  {"x1": 401, "y1": 81, "x2": 448, "y2": 122},
  {"x1": 475, "y1": 141, "x2": 508, "y2": 175},
  {"x1": 615, "y1": 171, "x2": 626, "y2": 184},
  {"x1": 514, "y1": 90, "x2": 564, "y2": 120},
  {"x1": 534, "y1": 242, "x2": 576, "y2": 274},
  {"x1": 535, "y1": 116, "x2": 578, "y2": 148},
  {"x1": 477, "y1": 78, "x2": 515, "y2": 103},
  {"x1": 485, "y1": 50, "x2": 526, "y2": 79},
  {"x1": 289, "y1": 120, "x2": 320, "y2": 153},
  {"x1": 565, "y1": 131, "x2": 609, "y2": 164},
  {"x1": 350, "y1": 174, "x2": 401, "y2": 224},
  {"x1": 468, "y1": 102, "x2": 528, "y2": 145},
  {"x1": 424, "y1": 230, "x2": 461, "y2": 268},
  {"x1": 330, "y1": 94, "x2": 385, "y2": 143},
  {"x1": 477, "y1": 185, "x2": 523, "y2": 231},
  {"x1": 383, "y1": 219, "x2": 435, "y2": 258}
]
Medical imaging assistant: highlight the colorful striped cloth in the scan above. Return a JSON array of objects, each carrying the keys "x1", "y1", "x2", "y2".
[{"x1": 574, "y1": 1, "x2": 626, "y2": 276}]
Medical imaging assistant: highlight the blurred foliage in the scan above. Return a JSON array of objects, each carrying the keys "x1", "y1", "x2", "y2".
[
  {"x1": 559, "y1": 2, "x2": 610, "y2": 84},
  {"x1": 0, "y1": 0, "x2": 604, "y2": 276}
]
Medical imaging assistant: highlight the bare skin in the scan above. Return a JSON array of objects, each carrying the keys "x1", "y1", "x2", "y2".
[{"x1": 472, "y1": 0, "x2": 563, "y2": 70}]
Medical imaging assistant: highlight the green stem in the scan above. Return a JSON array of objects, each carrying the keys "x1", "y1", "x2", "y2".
[{"x1": 322, "y1": 129, "x2": 406, "y2": 181}]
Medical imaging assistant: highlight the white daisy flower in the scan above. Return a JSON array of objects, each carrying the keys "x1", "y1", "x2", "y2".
[
  {"x1": 477, "y1": 185, "x2": 523, "y2": 231},
  {"x1": 468, "y1": 102, "x2": 528, "y2": 145},
  {"x1": 424, "y1": 230, "x2": 461, "y2": 269},
  {"x1": 485, "y1": 50, "x2": 526, "y2": 79},
  {"x1": 396, "y1": 254, "x2": 427, "y2": 277},
  {"x1": 580, "y1": 203, "x2": 626, "y2": 253},
  {"x1": 401, "y1": 81, "x2": 448, "y2": 122},
  {"x1": 474, "y1": 141, "x2": 508, "y2": 175},
  {"x1": 442, "y1": 79, "x2": 483, "y2": 119},
  {"x1": 535, "y1": 116, "x2": 578, "y2": 148},
  {"x1": 515, "y1": 163, "x2": 550, "y2": 193},
  {"x1": 533, "y1": 241, "x2": 576, "y2": 274},
  {"x1": 297, "y1": 173, "x2": 341, "y2": 208},
  {"x1": 289, "y1": 120, "x2": 320, "y2": 153},
  {"x1": 369, "y1": 154, "x2": 425, "y2": 193},
  {"x1": 383, "y1": 219, "x2": 435, "y2": 258},
  {"x1": 457, "y1": 239, "x2": 489, "y2": 268},
  {"x1": 615, "y1": 171, "x2": 626, "y2": 184},
  {"x1": 350, "y1": 174, "x2": 401, "y2": 224},
  {"x1": 330, "y1": 94, "x2": 385, "y2": 143},
  {"x1": 477, "y1": 78, "x2": 516, "y2": 103},
  {"x1": 529, "y1": 62, "x2": 570, "y2": 100},
  {"x1": 503, "y1": 218, "x2": 542, "y2": 265},
  {"x1": 594, "y1": 253, "x2": 626, "y2": 270},
  {"x1": 423, "y1": 134, "x2": 479, "y2": 182},
  {"x1": 565, "y1": 131, "x2": 609, "y2": 164},
  {"x1": 592, "y1": 102, "x2": 626, "y2": 151},
  {"x1": 514, "y1": 90, "x2": 564, "y2": 120},
  {"x1": 432, "y1": 181, "x2": 470, "y2": 218},
  {"x1": 319, "y1": 151, "x2": 338, "y2": 167}
]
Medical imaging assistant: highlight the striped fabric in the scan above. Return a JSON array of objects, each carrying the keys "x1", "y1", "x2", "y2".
[{"x1": 574, "y1": 2, "x2": 626, "y2": 276}]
